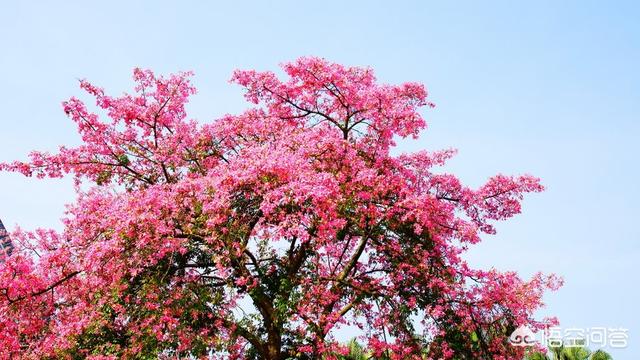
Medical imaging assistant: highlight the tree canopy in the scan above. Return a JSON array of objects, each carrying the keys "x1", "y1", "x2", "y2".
[{"x1": 0, "y1": 58, "x2": 560, "y2": 359}]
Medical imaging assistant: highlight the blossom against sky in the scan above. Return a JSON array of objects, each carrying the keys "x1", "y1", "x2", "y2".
[{"x1": 0, "y1": 1, "x2": 638, "y2": 358}]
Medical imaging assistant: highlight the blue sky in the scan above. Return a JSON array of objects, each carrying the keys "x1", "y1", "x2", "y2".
[{"x1": 1, "y1": 1, "x2": 638, "y2": 358}]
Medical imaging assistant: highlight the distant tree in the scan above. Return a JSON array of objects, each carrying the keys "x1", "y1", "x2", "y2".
[
  {"x1": 337, "y1": 339, "x2": 371, "y2": 360},
  {"x1": 0, "y1": 219, "x2": 11, "y2": 260},
  {"x1": 590, "y1": 350, "x2": 615, "y2": 360},
  {"x1": 0, "y1": 58, "x2": 560, "y2": 359},
  {"x1": 526, "y1": 345, "x2": 613, "y2": 360}
]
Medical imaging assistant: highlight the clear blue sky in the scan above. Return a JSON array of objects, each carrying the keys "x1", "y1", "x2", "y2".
[{"x1": 1, "y1": 1, "x2": 638, "y2": 358}]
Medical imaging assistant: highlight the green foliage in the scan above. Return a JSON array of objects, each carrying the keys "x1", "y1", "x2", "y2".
[
  {"x1": 337, "y1": 339, "x2": 370, "y2": 360},
  {"x1": 525, "y1": 344, "x2": 613, "y2": 360},
  {"x1": 590, "y1": 350, "x2": 613, "y2": 360}
]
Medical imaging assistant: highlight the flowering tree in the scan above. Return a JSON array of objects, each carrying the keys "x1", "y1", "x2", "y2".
[{"x1": 0, "y1": 58, "x2": 560, "y2": 360}]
